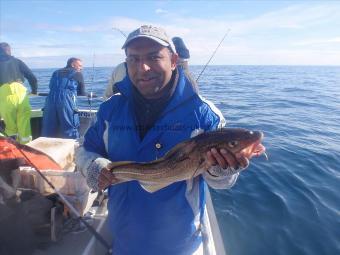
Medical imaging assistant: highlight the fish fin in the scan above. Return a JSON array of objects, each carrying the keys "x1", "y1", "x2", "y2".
[
  {"x1": 190, "y1": 158, "x2": 205, "y2": 179},
  {"x1": 191, "y1": 166, "x2": 200, "y2": 179},
  {"x1": 139, "y1": 182, "x2": 172, "y2": 193}
]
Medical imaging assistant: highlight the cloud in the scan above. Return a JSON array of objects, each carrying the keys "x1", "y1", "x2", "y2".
[
  {"x1": 7, "y1": 2, "x2": 340, "y2": 66},
  {"x1": 164, "y1": 3, "x2": 340, "y2": 37},
  {"x1": 22, "y1": 53, "x2": 124, "y2": 69},
  {"x1": 294, "y1": 37, "x2": 340, "y2": 46},
  {"x1": 34, "y1": 22, "x2": 110, "y2": 33},
  {"x1": 38, "y1": 44, "x2": 85, "y2": 49},
  {"x1": 233, "y1": 4, "x2": 339, "y2": 31},
  {"x1": 155, "y1": 8, "x2": 168, "y2": 14}
]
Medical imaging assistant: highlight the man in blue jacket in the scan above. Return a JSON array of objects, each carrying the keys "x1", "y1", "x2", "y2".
[
  {"x1": 41, "y1": 57, "x2": 85, "y2": 138},
  {"x1": 76, "y1": 25, "x2": 260, "y2": 255}
]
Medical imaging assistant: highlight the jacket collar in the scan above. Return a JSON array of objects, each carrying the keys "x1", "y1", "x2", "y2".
[
  {"x1": 0, "y1": 55, "x2": 12, "y2": 61},
  {"x1": 116, "y1": 68, "x2": 198, "y2": 113}
]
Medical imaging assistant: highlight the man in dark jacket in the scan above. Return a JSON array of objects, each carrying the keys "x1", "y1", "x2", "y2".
[
  {"x1": 41, "y1": 57, "x2": 85, "y2": 139},
  {"x1": 0, "y1": 42, "x2": 38, "y2": 144}
]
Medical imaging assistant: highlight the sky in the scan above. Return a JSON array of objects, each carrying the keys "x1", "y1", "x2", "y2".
[{"x1": 1, "y1": 0, "x2": 340, "y2": 68}]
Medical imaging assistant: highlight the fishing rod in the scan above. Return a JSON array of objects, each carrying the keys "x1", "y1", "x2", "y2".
[
  {"x1": 16, "y1": 143, "x2": 113, "y2": 254},
  {"x1": 196, "y1": 29, "x2": 231, "y2": 82},
  {"x1": 112, "y1": 27, "x2": 127, "y2": 38}
]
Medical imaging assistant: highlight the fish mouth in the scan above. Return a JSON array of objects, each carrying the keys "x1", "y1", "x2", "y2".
[
  {"x1": 238, "y1": 131, "x2": 266, "y2": 159},
  {"x1": 252, "y1": 143, "x2": 266, "y2": 156},
  {"x1": 234, "y1": 141, "x2": 267, "y2": 169},
  {"x1": 240, "y1": 142, "x2": 267, "y2": 161}
]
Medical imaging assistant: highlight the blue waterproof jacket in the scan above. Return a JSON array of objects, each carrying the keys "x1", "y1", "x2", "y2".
[
  {"x1": 81, "y1": 69, "x2": 231, "y2": 255},
  {"x1": 42, "y1": 69, "x2": 80, "y2": 138}
]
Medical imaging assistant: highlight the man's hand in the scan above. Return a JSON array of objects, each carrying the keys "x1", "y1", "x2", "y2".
[
  {"x1": 98, "y1": 166, "x2": 117, "y2": 190},
  {"x1": 206, "y1": 148, "x2": 248, "y2": 170},
  {"x1": 206, "y1": 145, "x2": 266, "y2": 170}
]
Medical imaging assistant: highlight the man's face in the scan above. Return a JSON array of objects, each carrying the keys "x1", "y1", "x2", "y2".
[
  {"x1": 5, "y1": 46, "x2": 11, "y2": 55},
  {"x1": 72, "y1": 60, "x2": 83, "y2": 72},
  {"x1": 126, "y1": 38, "x2": 178, "y2": 99}
]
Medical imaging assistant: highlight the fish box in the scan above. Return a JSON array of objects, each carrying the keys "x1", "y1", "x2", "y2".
[
  {"x1": 18, "y1": 137, "x2": 95, "y2": 215},
  {"x1": 19, "y1": 169, "x2": 88, "y2": 195},
  {"x1": 27, "y1": 137, "x2": 76, "y2": 170},
  {"x1": 19, "y1": 168, "x2": 94, "y2": 215}
]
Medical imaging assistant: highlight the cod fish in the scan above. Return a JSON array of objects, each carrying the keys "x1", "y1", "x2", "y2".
[{"x1": 109, "y1": 128, "x2": 266, "y2": 192}]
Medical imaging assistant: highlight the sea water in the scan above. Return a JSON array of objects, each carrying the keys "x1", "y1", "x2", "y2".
[{"x1": 29, "y1": 65, "x2": 340, "y2": 255}]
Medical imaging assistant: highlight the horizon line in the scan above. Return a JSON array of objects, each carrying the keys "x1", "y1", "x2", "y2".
[{"x1": 30, "y1": 64, "x2": 340, "y2": 70}]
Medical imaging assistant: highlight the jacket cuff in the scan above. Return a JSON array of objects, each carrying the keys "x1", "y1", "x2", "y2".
[
  {"x1": 203, "y1": 165, "x2": 244, "y2": 189},
  {"x1": 206, "y1": 165, "x2": 245, "y2": 178},
  {"x1": 87, "y1": 158, "x2": 111, "y2": 191}
]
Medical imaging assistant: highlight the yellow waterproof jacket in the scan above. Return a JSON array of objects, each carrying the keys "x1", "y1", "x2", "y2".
[{"x1": 0, "y1": 82, "x2": 32, "y2": 144}]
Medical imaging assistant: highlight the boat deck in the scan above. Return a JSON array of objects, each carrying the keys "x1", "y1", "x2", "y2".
[{"x1": 34, "y1": 200, "x2": 112, "y2": 255}]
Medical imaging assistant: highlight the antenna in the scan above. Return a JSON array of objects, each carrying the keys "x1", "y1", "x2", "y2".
[
  {"x1": 88, "y1": 52, "x2": 95, "y2": 111},
  {"x1": 91, "y1": 52, "x2": 95, "y2": 86},
  {"x1": 196, "y1": 29, "x2": 231, "y2": 82}
]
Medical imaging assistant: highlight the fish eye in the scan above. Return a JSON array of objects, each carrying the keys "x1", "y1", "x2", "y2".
[{"x1": 228, "y1": 141, "x2": 238, "y2": 148}]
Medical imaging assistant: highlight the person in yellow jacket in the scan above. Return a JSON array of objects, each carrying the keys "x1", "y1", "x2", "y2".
[{"x1": 0, "y1": 42, "x2": 38, "y2": 144}]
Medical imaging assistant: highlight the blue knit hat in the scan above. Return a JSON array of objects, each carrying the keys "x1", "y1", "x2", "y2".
[{"x1": 172, "y1": 37, "x2": 190, "y2": 59}]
